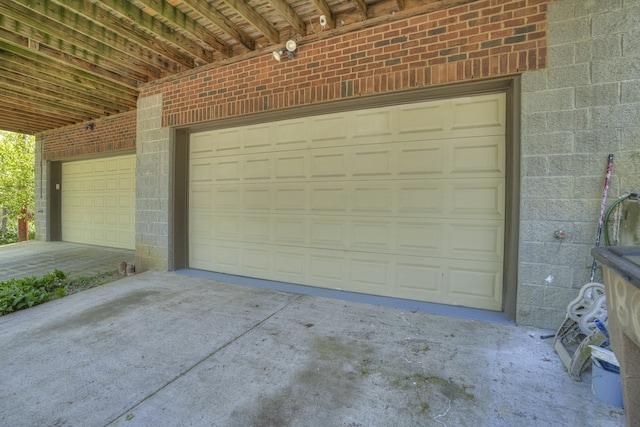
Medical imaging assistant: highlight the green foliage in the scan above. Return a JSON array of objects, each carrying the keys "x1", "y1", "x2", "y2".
[
  {"x1": 0, "y1": 270, "x2": 68, "y2": 316},
  {"x1": 0, "y1": 131, "x2": 35, "y2": 224},
  {"x1": 0, "y1": 221, "x2": 35, "y2": 245}
]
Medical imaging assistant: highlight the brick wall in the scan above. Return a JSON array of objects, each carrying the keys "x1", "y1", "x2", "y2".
[
  {"x1": 39, "y1": 111, "x2": 136, "y2": 160},
  {"x1": 141, "y1": 0, "x2": 549, "y2": 126}
]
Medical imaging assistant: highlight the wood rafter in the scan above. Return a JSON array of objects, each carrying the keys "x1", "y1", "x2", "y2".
[{"x1": 0, "y1": 0, "x2": 468, "y2": 135}]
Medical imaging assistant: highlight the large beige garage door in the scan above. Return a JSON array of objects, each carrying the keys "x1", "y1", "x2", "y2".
[
  {"x1": 189, "y1": 93, "x2": 505, "y2": 310},
  {"x1": 61, "y1": 155, "x2": 135, "y2": 250}
]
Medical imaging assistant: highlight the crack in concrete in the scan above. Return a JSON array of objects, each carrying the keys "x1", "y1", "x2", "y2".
[{"x1": 103, "y1": 293, "x2": 304, "y2": 426}]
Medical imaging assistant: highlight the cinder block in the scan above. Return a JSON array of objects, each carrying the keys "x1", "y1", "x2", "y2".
[
  {"x1": 592, "y1": 5, "x2": 640, "y2": 36},
  {"x1": 548, "y1": 64, "x2": 590, "y2": 89},
  {"x1": 521, "y1": 156, "x2": 549, "y2": 177},
  {"x1": 547, "y1": 44, "x2": 575, "y2": 67},
  {"x1": 592, "y1": 57, "x2": 640, "y2": 83},
  {"x1": 576, "y1": 35, "x2": 622, "y2": 63},
  {"x1": 521, "y1": 176, "x2": 574, "y2": 199},
  {"x1": 520, "y1": 199, "x2": 547, "y2": 220},
  {"x1": 576, "y1": 83, "x2": 620, "y2": 107},
  {"x1": 522, "y1": 88, "x2": 575, "y2": 114},
  {"x1": 548, "y1": 18, "x2": 590, "y2": 45},
  {"x1": 621, "y1": 80, "x2": 640, "y2": 103},
  {"x1": 521, "y1": 70, "x2": 548, "y2": 92},
  {"x1": 522, "y1": 132, "x2": 574, "y2": 155},
  {"x1": 623, "y1": 29, "x2": 640, "y2": 56},
  {"x1": 574, "y1": 128, "x2": 620, "y2": 153},
  {"x1": 521, "y1": 112, "x2": 548, "y2": 135}
]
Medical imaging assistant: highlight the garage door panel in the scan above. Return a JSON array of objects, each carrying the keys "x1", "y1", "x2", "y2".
[
  {"x1": 244, "y1": 156, "x2": 271, "y2": 180},
  {"x1": 352, "y1": 148, "x2": 393, "y2": 176},
  {"x1": 351, "y1": 220, "x2": 392, "y2": 251},
  {"x1": 396, "y1": 221, "x2": 442, "y2": 254},
  {"x1": 212, "y1": 187, "x2": 239, "y2": 210},
  {"x1": 245, "y1": 124, "x2": 271, "y2": 150},
  {"x1": 449, "y1": 180, "x2": 504, "y2": 218},
  {"x1": 274, "y1": 250, "x2": 306, "y2": 279},
  {"x1": 448, "y1": 221, "x2": 504, "y2": 262},
  {"x1": 189, "y1": 93, "x2": 506, "y2": 310},
  {"x1": 352, "y1": 184, "x2": 393, "y2": 213},
  {"x1": 396, "y1": 261, "x2": 442, "y2": 293},
  {"x1": 309, "y1": 219, "x2": 347, "y2": 248},
  {"x1": 190, "y1": 132, "x2": 215, "y2": 156},
  {"x1": 451, "y1": 96, "x2": 504, "y2": 131},
  {"x1": 350, "y1": 256, "x2": 392, "y2": 293},
  {"x1": 242, "y1": 215, "x2": 270, "y2": 241},
  {"x1": 448, "y1": 262, "x2": 502, "y2": 310},
  {"x1": 216, "y1": 129, "x2": 243, "y2": 154},
  {"x1": 243, "y1": 247, "x2": 270, "y2": 273},
  {"x1": 273, "y1": 217, "x2": 306, "y2": 245},
  {"x1": 275, "y1": 154, "x2": 307, "y2": 179},
  {"x1": 274, "y1": 186, "x2": 307, "y2": 211},
  {"x1": 311, "y1": 152, "x2": 348, "y2": 178},
  {"x1": 61, "y1": 155, "x2": 135, "y2": 250},
  {"x1": 214, "y1": 159, "x2": 240, "y2": 182},
  {"x1": 353, "y1": 110, "x2": 393, "y2": 138},
  {"x1": 244, "y1": 187, "x2": 271, "y2": 210},
  {"x1": 397, "y1": 184, "x2": 443, "y2": 214},
  {"x1": 397, "y1": 145, "x2": 444, "y2": 175},
  {"x1": 450, "y1": 136, "x2": 504, "y2": 175},
  {"x1": 310, "y1": 185, "x2": 348, "y2": 212},
  {"x1": 274, "y1": 120, "x2": 308, "y2": 149},
  {"x1": 309, "y1": 253, "x2": 347, "y2": 286},
  {"x1": 397, "y1": 103, "x2": 446, "y2": 134},
  {"x1": 311, "y1": 115, "x2": 347, "y2": 143}
]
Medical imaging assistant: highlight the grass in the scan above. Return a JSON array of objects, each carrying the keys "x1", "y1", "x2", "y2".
[{"x1": 0, "y1": 269, "x2": 124, "y2": 316}]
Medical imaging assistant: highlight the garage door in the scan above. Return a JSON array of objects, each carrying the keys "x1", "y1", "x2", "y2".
[
  {"x1": 61, "y1": 155, "x2": 135, "y2": 250},
  {"x1": 189, "y1": 93, "x2": 505, "y2": 310}
]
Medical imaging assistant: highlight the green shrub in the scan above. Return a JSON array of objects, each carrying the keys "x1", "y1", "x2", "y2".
[
  {"x1": 0, "y1": 270, "x2": 68, "y2": 315},
  {"x1": 0, "y1": 221, "x2": 36, "y2": 245}
]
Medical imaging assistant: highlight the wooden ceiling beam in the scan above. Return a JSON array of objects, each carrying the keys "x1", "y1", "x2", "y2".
[
  {"x1": 134, "y1": 0, "x2": 233, "y2": 57},
  {"x1": 0, "y1": 27, "x2": 143, "y2": 88},
  {"x1": 308, "y1": 0, "x2": 336, "y2": 29},
  {"x1": 0, "y1": 90, "x2": 91, "y2": 122},
  {"x1": 0, "y1": 110, "x2": 70, "y2": 134},
  {"x1": 267, "y1": 0, "x2": 306, "y2": 36},
  {"x1": 220, "y1": 0, "x2": 280, "y2": 44},
  {"x1": 180, "y1": 0, "x2": 255, "y2": 51},
  {"x1": 2, "y1": 0, "x2": 170, "y2": 79},
  {"x1": 0, "y1": 42, "x2": 138, "y2": 104},
  {"x1": 52, "y1": 0, "x2": 206, "y2": 67},
  {"x1": 0, "y1": 73, "x2": 123, "y2": 116},
  {"x1": 352, "y1": 0, "x2": 368, "y2": 17}
]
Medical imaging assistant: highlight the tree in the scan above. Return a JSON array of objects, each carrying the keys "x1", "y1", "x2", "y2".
[{"x1": 0, "y1": 131, "x2": 35, "y2": 242}]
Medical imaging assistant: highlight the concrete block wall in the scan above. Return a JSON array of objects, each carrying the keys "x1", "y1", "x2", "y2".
[
  {"x1": 134, "y1": 94, "x2": 172, "y2": 272},
  {"x1": 33, "y1": 138, "x2": 47, "y2": 241},
  {"x1": 518, "y1": 0, "x2": 640, "y2": 328}
]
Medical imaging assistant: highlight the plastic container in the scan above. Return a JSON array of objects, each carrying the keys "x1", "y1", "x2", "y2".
[{"x1": 591, "y1": 356, "x2": 623, "y2": 407}]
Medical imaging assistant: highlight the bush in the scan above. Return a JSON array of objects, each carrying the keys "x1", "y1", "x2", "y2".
[
  {"x1": 0, "y1": 221, "x2": 36, "y2": 245},
  {"x1": 0, "y1": 270, "x2": 68, "y2": 315}
]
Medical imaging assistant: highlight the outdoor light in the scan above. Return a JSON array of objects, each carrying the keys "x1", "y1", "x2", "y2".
[
  {"x1": 272, "y1": 40, "x2": 298, "y2": 62},
  {"x1": 86, "y1": 123, "x2": 94, "y2": 131}
]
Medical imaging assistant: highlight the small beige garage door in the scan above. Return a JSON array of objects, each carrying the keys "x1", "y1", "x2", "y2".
[
  {"x1": 189, "y1": 93, "x2": 505, "y2": 310},
  {"x1": 61, "y1": 155, "x2": 135, "y2": 250}
]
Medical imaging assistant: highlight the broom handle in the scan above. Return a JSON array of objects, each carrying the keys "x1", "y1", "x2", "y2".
[{"x1": 591, "y1": 154, "x2": 614, "y2": 282}]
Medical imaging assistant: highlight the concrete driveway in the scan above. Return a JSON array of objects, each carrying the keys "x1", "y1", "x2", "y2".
[{"x1": 0, "y1": 243, "x2": 625, "y2": 426}]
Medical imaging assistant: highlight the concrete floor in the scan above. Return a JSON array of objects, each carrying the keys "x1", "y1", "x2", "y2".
[{"x1": 0, "y1": 242, "x2": 626, "y2": 426}]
